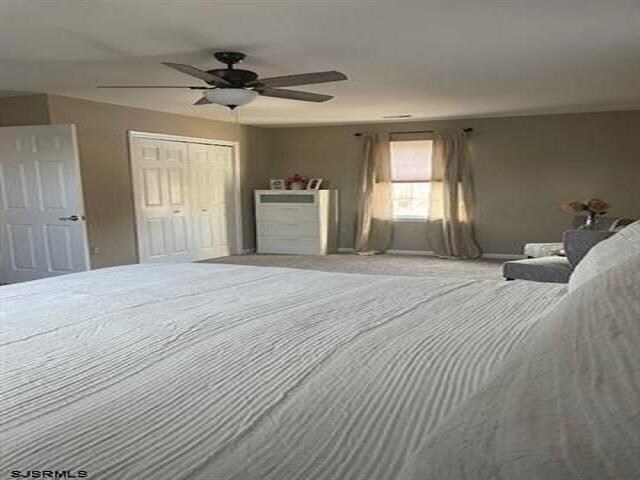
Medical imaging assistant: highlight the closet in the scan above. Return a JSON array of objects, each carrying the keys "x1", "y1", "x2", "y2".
[{"x1": 130, "y1": 134, "x2": 235, "y2": 263}]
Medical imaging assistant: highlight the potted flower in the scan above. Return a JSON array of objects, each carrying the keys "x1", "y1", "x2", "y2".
[
  {"x1": 286, "y1": 174, "x2": 309, "y2": 190},
  {"x1": 560, "y1": 197, "x2": 611, "y2": 229}
]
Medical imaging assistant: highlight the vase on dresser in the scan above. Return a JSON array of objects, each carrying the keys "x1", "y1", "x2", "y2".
[{"x1": 255, "y1": 190, "x2": 335, "y2": 255}]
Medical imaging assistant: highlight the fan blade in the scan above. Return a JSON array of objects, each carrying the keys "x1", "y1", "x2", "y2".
[
  {"x1": 194, "y1": 97, "x2": 212, "y2": 105},
  {"x1": 162, "y1": 63, "x2": 230, "y2": 86},
  {"x1": 255, "y1": 71, "x2": 346, "y2": 88},
  {"x1": 97, "y1": 85, "x2": 208, "y2": 89},
  {"x1": 258, "y1": 88, "x2": 333, "y2": 102}
]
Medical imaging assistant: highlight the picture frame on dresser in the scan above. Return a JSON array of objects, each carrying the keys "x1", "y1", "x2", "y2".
[
  {"x1": 269, "y1": 179, "x2": 285, "y2": 190},
  {"x1": 307, "y1": 178, "x2": 323, "y2": 190}
]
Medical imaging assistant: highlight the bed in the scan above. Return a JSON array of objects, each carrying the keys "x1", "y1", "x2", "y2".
[{"x1": 1, "y1": 251, "x2": 638, "y2": 479}]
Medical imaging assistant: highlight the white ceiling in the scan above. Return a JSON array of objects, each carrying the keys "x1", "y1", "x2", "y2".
[{"x1": 1, "y1": 0, "x2": 639, "y2": 127}]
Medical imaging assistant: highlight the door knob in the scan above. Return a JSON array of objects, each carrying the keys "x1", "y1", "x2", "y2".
[{"x1": 59, "y1": 215, "x2": 80, "y2": 221}]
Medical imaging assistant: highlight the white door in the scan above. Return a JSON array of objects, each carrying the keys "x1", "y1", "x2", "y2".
[
  {"x1": 189, "y1": 144, "x2": 232, "y2": 260},
  {"x1": 0, "y1": 124, "x2": 89, "y2": 284},
  {"x1": 131, "y1": 137, "x2": 192, "y2": 263}
]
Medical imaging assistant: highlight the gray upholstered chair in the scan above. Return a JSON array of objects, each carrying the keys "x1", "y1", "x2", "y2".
[{"x1": 503, "y1": 229, "x2": 615, "y2": 283}]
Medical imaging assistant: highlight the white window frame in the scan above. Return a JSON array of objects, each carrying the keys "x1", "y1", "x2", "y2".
[
  {"x1": 391, "y1": 181, "x2": 430, "y2": 221},
  {"x1": 390, "y1": 139, "x2": 433, "y2": 221}
]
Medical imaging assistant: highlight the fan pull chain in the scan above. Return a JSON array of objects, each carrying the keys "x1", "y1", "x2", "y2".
[{"x1": 232, "y1": 108, "x2": 240, "y2": 142}]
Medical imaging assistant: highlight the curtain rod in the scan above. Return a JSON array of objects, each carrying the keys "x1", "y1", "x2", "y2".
[{"x1": 354, "y1": 127, "x2": 473, "y2": 137}]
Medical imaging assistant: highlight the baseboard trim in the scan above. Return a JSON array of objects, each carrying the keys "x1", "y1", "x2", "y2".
[
  {"x1": 386, "y1": 249, "x2": 433, "y2": 256},
  {"x1": 482, "y1": 253, "x2": 526, "y2": 260},
  {"x1": 337, "y1": 247, "x2": 523, "y2": 260},
  {"x1": 338, "y1": 248, "x2": 433, "y2": 256}
]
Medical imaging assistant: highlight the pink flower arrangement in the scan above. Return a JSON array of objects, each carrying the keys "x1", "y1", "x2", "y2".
[{"x1": 285, "y1": 174, "x2": 309, "y2": 188}]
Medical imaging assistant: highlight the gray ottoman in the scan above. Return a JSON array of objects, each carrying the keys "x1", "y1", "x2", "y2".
[{"x1": 503, "y1": 256, "x2": 572, "y2": 283}]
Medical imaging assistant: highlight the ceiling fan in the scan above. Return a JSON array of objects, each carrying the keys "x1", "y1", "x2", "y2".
[{"x1": 98, "y1": 51, "x2": 347, "y2": 109}]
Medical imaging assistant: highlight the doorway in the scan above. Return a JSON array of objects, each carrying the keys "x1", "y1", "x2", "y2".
[
  {"x1": 0, "y1": 124, "x2": 90, "y2": 284},
  {"x1": 128, "y1": 131, "x2": 242, "y2": 263}
]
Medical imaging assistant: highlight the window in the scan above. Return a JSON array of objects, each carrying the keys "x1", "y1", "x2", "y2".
[{"x1": 390, "y1": 140, "x2": 433, "y2": 220}]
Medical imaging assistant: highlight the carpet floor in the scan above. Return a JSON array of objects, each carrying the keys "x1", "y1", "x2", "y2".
[{"x1": 203, "y1": 253, "x2": 505, "y2": 281}]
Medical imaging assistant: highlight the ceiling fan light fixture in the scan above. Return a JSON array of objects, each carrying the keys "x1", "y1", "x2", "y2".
[
  {"x1": 204, "y1": 88, "x2": 257, "y2": 109},
  {"x1": 99, "y1": 52, "x2": 347, "y2": 109}
]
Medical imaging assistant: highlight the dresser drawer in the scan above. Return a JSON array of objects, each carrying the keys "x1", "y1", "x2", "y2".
[
  {"x1": 257, "y1": 221, "x2": 320, "y2": 238},
  {"x1": 257, "y1": 192, "x2": 318, "y2": 205},
  {"x1": 257, "y1": 236, "x2": 324, "y2": 255},
  {"x1": 256, "y1": 205, "x2": 319, "y2": 223}
]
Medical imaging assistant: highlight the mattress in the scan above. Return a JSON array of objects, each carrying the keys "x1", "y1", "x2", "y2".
[{"x1": 0, "y1": 263, "x2": 566, "y2": 479}]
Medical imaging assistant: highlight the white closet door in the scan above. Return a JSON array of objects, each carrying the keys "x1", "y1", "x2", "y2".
[
  {"x1": 132, "y1": 138, "x2": 192, "y2": 263},
  {"x1": 189, "y1": 144, "x2": 232, "y2": 260},
  {"x1": 0, "y1": 125, "x2": 89, "y2": 283}
]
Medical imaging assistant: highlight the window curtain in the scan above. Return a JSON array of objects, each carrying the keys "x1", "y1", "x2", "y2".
[
  {"x1": 426, "y1": 131, "x2": 481, "y2": 259},
  {"x1": 354, "y1": 133, "x2": 393, "y2": 254}
]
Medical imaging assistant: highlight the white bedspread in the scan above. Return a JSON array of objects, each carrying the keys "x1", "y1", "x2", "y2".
[{"x1": 0, "y1": 264, "x2": 565, "y2": 480}]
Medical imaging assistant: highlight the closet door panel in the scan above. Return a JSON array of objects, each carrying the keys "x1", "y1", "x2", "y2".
[
  {"x1": 145, "y1": 217, "x2": 169, "y2": 259},
  {"x1": 170, "y1": 215, "x2": 189, "y2": 254},
  {"x1": 188, "y1": 144, "x2": 232, "y2": 260},
  {"x1": 133, "y1": 138, "x2": 192, "y2": 263},
  {"x1": 133, "y1": 137, "x2": 233, "y2": 264}
]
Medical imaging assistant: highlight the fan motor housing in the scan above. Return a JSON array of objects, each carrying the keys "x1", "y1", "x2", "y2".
[
  {"x1": 214, "y1": 51, "x2": 246, "y2": 65},
  {"x1": 208, "y1": 68, "x2": 258, "y2": 87}
]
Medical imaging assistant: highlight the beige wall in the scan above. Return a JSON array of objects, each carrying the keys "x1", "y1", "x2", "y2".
[
  {"x1": 0, "y1": 94, "x2": 50, "y2": 126},
  {"x1": 47, "y1": 95, "x2": 270, "y2": 268},
  {"x1": 3, "y1": 93, "x2": 638, "y2": 260},
  {"x1": 267, "y1": 110, "x2": 640, "y2": 254}
]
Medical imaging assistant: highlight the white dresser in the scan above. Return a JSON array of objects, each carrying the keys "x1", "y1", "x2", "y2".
[{"x1": 255, "y1": 190, "x2": 332, "y2": 255}]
